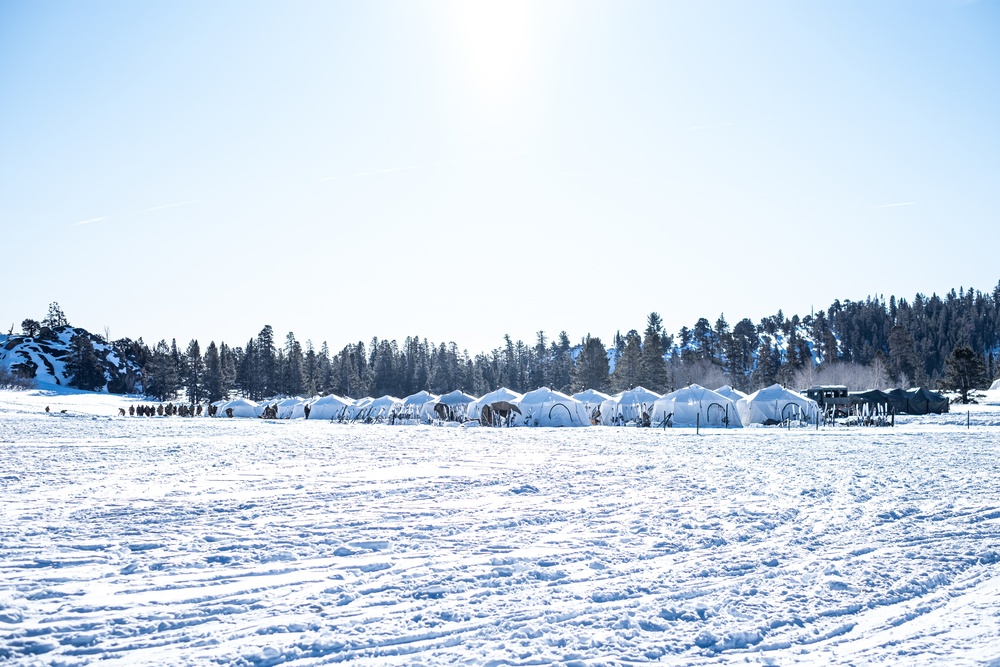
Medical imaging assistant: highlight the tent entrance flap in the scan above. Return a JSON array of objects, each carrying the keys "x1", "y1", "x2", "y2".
[{"x1": 705, "y1": 402, "x2": 728, "y2": 426}]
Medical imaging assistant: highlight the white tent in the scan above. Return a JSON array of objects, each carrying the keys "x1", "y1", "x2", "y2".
[
  {"x1": 516, "y1": 387, "x2": 590, "y2": 427},
  {"x1": 736, "y1": 384, "x2": 819, "y2": 426},
  {"x1": 649, "y1": 384, "x2": 742, "y2": 428},
  {"x1": 715, "y1": 385, "x2": 748, "y2": 404},
  {"x1": 599, "y1": 386, "x2": 662, "y2": 426},
  {"x1": 467, "y1": 388, "x2": 523, "y2": 421},
  {"x1": 572, "y1": 389, "x2": 611, "y2": 424},
  {"x1": 344, "y1": 397, "x2": 373, "y2": 420},
  {"x1": 990, "y1": 378, "x2": 1000, "y2": 392},
  {"x1": 274, "y1": 397, "x2": 305, "y2": 419},
  {"x1": 307, "y1": 394, "x2": 353, "y2": 420},
  {"x1": 433, "y1": 390, "x2": 476, "y2": 422},
  {"x1": 213, "y1": 398, "x2": 260, "y2": 418},
  {"x1": 349, "y1": 395, "x2": 401, "y2": 423},
  {"x1": 401, "y1": 391, "x2": 439, "y2": 423}
]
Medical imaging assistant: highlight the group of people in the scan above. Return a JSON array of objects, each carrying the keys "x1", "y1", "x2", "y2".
[
  {"x1": 117, "y1": 402, "x2": 318, "y2": 419},
  {"x1": 123, "y1": 402, "x2": 208, "y2": 417}
]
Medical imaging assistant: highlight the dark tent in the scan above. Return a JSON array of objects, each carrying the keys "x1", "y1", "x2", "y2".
[
  {"x1": 851, "y1": 389, "x2": 892, "y2": 412},
  {"x1": 905, "y1": 387, "x2": 950, "y2": 415},
  {"x1": 884, "y1": 388, "x2": 911, "y2": 415}
]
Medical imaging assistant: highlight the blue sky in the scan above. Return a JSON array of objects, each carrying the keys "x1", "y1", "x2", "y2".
[{"x1": 2, "y1": 1, "x2": 998, "y2": 354}]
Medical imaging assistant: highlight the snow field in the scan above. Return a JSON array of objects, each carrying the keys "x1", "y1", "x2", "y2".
[{"x1": 1, "y1": 390, "x2": 1000, "y2": 665}]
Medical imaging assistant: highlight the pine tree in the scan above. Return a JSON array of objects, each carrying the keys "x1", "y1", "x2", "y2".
[
  {"x1": 184, "y1": 339, "x2": 205, "y2": 403},
  {"x1": 529, "y1": 331, "x2": 550, "y2": 389},
  {"x1": 945, "y1": 345, "x2": 986, "y2": 404},
  {"x1": 752, "y1": 336, "x2": 782, "y2": 388},
  {"x1": 303, "y1": 340, "x2": 318, "y2": 397},
  {"x1": 640, "y1": 328, "x2": 668, "y2": 393},
  {"x1": 203, "y1": 341, "x2": 226, "y2": 403},
  {"x1": 317, "y1": 341, "x2": 332, "y2": 394},
  {"x1": 236, "y1": 338, "x2": 260, "y2": 399},
  {"x1": 283, "y1": 332, "x2": 305, "y2": 396},
  {"x1": 572, "y1": 335, "x2": 610, "y2": 392},
  {"x1": 220, "y1": 342, "x2": 237, "y2": 396},
  {"x1": 41, "y1": 302, "x2": 69, "y2": 329},
  {"x1": 144, "y1": 340, "x2": 179, "y2": 400},
  {"x1": 887, "y1": 325, "x2": 918, "y2": 385},
  {"x1": 257, "y1": 326, "x2": 277, "y2": 397},
  {"x1": 21, "y1": 319, "x2": 40, "y2": 337},
  {"x1": 611, "y1": 330, "x2": 643, "y2": 392},
  {"x1": 66, "y1": 332, "x2": 105, "y2": 391}
]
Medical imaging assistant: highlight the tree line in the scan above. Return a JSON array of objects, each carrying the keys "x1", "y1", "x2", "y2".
[{"x1": 13, "y1": 283, "x2": 1000, "y2": 401}]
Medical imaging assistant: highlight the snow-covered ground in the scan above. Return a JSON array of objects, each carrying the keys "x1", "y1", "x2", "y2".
[{"x1": 2, "y1": 389, "x2": 1000, "y2": 666}]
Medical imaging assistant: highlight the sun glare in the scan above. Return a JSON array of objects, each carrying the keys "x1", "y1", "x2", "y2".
[{"x1": 444, "y1": 1, "x2": 540, "y2": 116}]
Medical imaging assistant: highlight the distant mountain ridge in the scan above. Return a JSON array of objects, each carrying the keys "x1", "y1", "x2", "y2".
[{"x1": 0, "y1": 326, "x2": 143, "y2": 393}]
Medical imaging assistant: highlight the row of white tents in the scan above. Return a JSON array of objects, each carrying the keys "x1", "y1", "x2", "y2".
[{"x1": 212, "y1": 383, "x2": 821, "y2": 428}]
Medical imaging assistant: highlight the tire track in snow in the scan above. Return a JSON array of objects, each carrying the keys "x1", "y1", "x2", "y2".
[{"x1": 2, "y1": 414, "x2": 1000, "y2": 664}]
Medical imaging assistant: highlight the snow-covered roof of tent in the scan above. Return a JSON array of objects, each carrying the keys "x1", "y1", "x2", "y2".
[
  {"x1": 516, "y1": 387, "x2": 590, "y2": 427},
  {"x1": 402, "y1": 391, "x2": 438, "y2": 407},
  {"x1": 307, "y1": 394, "x2": 353, "y2": 420},
  {"x1": 736, "y1": 384, "x2": 819, "y2": 425},
  {"x1": 991, "y1": 379, "x2": 1000, "y2": 392},
  {"x1": 572, "y1": 389, "x2": 611, "y2": 406},
  {"x1": 650, "y1": 384, "x2": 742, "y2": 428},
  {"x1": 365, "y1": 395, "x2": 401, "y2": 411},
  {"x1": 611, "y1": 386, "x2": 662, "y2": 404},
  {"x1": 214, "y1": 397, "x2": 260, "y2": 418},
  {"x1": 468, "y1": 388, "x2": 523, "y2": 418},
  {"x1": 715, "y1": 385, "x2": 748, "y2": 403},
  {"x1": 346, "y1": 395, "x2": 401, "y2": 421},
  {"x1": 436, "y1": 390, "x2": 476, "y2": 406}
]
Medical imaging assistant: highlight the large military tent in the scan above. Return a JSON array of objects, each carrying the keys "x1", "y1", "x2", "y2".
[
  {"x1": 736, "y1": 384, "x2": 819, "y2": 425},
  {"x1": 850, "y1": 389, "x2": 893, "y2": 414},
  {"x1": 350, "y1": 395, "x2": 401, "y2": 422},
  {"x1": 274, "y1": 397, "x2": 306, "y2": 419},
  {"x1": 905, "y1": 387, "x2": 950, "y2": 415},
  {"x1": 571, "y1": 389, "x2": 611, "y2": 423},
  {"x1": 212, "y1": 397, "x2": 261, "y2": 418},
  {"x1": 307, "y1": 394, "x2": 353, "y2": 420},
  {"x1": 650, "y1": 384, "x2": 742, "y2": 428},
  {"x1": 467, "y1": 388, "x2": 523, "y2": 421},
  {"x1": 883, "y1": 388, "x2": 911, "y2": 415},
  {"x1": 599, "y1": 387, "x2": 662, "y2": 426},
  {"x1": 433, "y1": 390, "x2": 476, "y2": 422},
  {"x1": 516, "y1": 387, "x2": 590, "y2": 427},
  {"x1": 400, "y1": 391, "x2": 439, "y2": 423}
]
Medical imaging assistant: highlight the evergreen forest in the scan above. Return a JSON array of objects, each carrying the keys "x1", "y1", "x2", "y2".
[{"x1": 11, "y1": 283, "x2": 1000, "y2": 402}]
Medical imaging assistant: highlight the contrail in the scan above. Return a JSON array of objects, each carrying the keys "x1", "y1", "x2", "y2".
[
  {"x1": 73, "y1": 216, "x2": 108, "y2": 226},
  {"x1": 72, "y1": 202, "x2": 192, "y2": 226}
]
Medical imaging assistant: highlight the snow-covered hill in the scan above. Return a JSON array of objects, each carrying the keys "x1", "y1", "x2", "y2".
[{"x1": 0, "y1": 326, "x2": 142, "y2": 393}]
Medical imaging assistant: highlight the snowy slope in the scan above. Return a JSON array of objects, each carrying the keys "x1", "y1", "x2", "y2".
[
  {"x1": 1, "y1": 389, "x2": 999, "y2": 665},
  {"x1": 0, "y1": 326, "x2": 142, "y2": 393}
]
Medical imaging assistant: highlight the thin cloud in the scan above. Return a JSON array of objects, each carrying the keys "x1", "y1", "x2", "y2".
[
  {"x1": 72, "y1": 201, "x2": 193, "y2": 227},
  {"x1": 873, "y1": 202, "x2": 916, "y2": 208},
  {"x1": 73, "y1": 216, "x2": 109, "y2": 226}
]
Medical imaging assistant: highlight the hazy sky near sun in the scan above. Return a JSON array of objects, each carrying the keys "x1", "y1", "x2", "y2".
[{"x1": 2, "y1": 0, "x2": 999, "y2": 354}]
